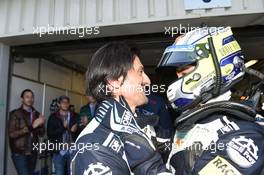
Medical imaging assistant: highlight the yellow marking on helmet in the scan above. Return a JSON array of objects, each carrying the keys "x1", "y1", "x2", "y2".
[
  {"x1": 219, "y1": 41, "x2": 241, "y2": 58},
  {"x1": 182, "y1": 57, "x2": 215, "y2": 93},
  {"x1": 221, "y1": 64, "x2": 234, "y2": 76}
]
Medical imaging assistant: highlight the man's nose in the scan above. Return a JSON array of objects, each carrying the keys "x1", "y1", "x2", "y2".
[
  {"x1": 177, "y1": 72, "x2": 184, "y2": 78},
  {"x1": 142, "y1": 72, "x2": 151, "y2": 85}
]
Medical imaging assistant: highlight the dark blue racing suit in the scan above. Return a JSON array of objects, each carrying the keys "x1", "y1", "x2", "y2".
[
  {"x1": 168, "y1": 101, "x2": 264, "y2": 175},
  {"x1": 70, "y1": 97, "x2": 172, "y2": 175},
  {"x1": 137, "y1": 93, "x2": 173, "y2": 135},
  {"x1": 136, "y1": 93, "x2": 173, "y2": 162}
]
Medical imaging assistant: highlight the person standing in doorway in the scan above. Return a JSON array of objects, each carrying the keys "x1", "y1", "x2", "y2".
[
  {"x1": 47, "y1": 95, "x2": 78, "y2": 175},
  {"x1": 8, "y1": 89, "x2": 45, "y2": 175},
  {"x1": 77, "y1": 95, "x2": 98, "y2": 133}
]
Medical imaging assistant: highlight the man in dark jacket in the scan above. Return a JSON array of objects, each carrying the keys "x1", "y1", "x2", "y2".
[
  {"x1": 70, "y1": 42, "x2": 172, "y2": 175},
  {"x1": 8, "y1": 89, "x2": 45, "y2": 175},
  {"x1": 77, "y1": 95, "x2": 98, "y2": 134},
  {"x1": 47, "y1": 95, "x2": 78, "y2": 175}
]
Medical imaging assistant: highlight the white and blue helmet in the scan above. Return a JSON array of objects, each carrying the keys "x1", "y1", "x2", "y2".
[{"x1": 158, "y1": 27, "x2": 245, "y2": 111}]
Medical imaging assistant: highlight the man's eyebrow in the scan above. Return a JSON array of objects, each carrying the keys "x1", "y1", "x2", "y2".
[{"x1": 139, "y1": 65, "x2": 144, "y2": 70}]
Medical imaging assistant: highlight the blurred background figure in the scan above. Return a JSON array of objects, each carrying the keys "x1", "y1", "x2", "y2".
[
  {"x1": 69, "y1": 105, "x2": 76, "y2": 113},
  {"x1": 47, "y1": 95, "x2": 77, "y2": 175},
  {"x1": 136, "y1": 93, "x2": 173, "y2": 162},
  {"x1": 8, "y1": 89, "x2": 45, "y2": 175},
  {"x1": 137, "y1": 93, "x2": 173, "y2": 134},
  {"x1": 50, "y1": 98, "x2": 59, "y2": 114},
  {"x1": 82, "y1": 95, "x2": 98, "y2": 119},
  {"x1": 77, "y1": 95, "x2": 98, "y2": 133}
]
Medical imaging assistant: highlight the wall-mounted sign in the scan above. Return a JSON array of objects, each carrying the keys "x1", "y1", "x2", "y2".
[{"x1": 184, "y1": 0, "x2": 232, "y2": 10}]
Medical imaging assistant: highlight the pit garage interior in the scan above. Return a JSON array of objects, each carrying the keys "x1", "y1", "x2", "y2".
[
  {"x1": 5, "y1": 25, "x2": 264, "y2": 174},
  {"x1": 0, "y1": 0, "x2": 264, "y2": 174}
]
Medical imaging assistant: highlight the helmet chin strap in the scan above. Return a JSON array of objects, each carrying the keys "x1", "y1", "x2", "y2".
[
  {"x1": 206, "y1": 90, "x2": 232, "y2": 103},
  {"x1": 208, "y1": 36, "x2": 222, "y2": 97}
]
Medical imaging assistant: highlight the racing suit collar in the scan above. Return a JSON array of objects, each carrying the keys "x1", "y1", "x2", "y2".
[
  {"x1": 94, "y1": 96, "x2": 147, "y2": 136},
  {"x1": 119, "y1": 96, "x2": 134, "y2": 114},
  {"x1": 180, "y1": 91, "x2": 232, "y2": 115},
  {"x1": 206, "y1": 90, "x2": 231, "y2": 104}
]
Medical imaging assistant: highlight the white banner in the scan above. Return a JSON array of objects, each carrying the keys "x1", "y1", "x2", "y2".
[{"x1": 184, "y1": 0, "x2": 231, "y2": 10}]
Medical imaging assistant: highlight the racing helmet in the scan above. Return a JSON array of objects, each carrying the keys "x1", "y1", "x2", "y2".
[{"x1": 157, "y1": 27, "x2": 245, "y2": 111}]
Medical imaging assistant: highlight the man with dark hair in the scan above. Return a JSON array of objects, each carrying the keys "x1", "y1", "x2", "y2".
[
  {"x1": 47, "y1": 95, "x2": 78, "y2": 175},
  {"x1": 77, "y1": 95, "x2": 98, "y2": 134},
  {"x1": 70, "y1": 42, "x2": 172, "y2": 175},
  {"x1": 8, "y1": 89, "x2": 45, "y2": 175}
]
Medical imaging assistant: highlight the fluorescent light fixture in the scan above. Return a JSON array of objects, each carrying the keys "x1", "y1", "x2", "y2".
[{"x1": 245, "y1": 60, "x2": 258, "y2": 68}]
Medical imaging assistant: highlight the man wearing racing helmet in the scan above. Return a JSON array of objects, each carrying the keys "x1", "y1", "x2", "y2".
[{"x1": 157, "y1": 27, "x2": 264, "y2": 175}]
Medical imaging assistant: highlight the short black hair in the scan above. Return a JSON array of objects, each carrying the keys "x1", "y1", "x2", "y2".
[
  {"x1": 58, "y1": 95, "x2": 70, "y2": 103},
  {"x1": 86, "y1": 42, "x2": 140, "y2": 101},
  {"x1": 127, "y1": 42, "x2": 141, "y2": 58},
  {"x1": 20, "y1": 89, "x2": 34, "y2": 98}
]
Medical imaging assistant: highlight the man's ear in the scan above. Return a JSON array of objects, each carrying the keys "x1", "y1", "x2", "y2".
[
  {"x1": 107, "y1": 76, "x2": 124, "y2": 96},
  {"x1": 107, "y1": 76, "x2": 124, "y2": 89}
]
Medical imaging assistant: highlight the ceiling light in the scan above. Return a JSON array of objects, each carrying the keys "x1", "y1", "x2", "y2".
[{"x1": 245, "y1": 60, "x2": 258, "y2": 68}]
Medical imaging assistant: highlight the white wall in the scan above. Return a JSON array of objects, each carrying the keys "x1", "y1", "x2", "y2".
[
  {"x1": 0, "y1": 43, "x2": 10, "y2": 175},
  {"x1": 13, "y1": 58, "x2": 39, "y2": 81},
  {"x1": 0, "y1": 0, "x2": 264, "y2": 46},
  {"x1": 13, "y1": 58, "x2": 86, "y2": 95},
  {"x1": 1, "y1": 0, "x2": 264, "y2": 37},
  {"x1": 40, "y1": 60, "x2": 73, "y2": 91}
]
